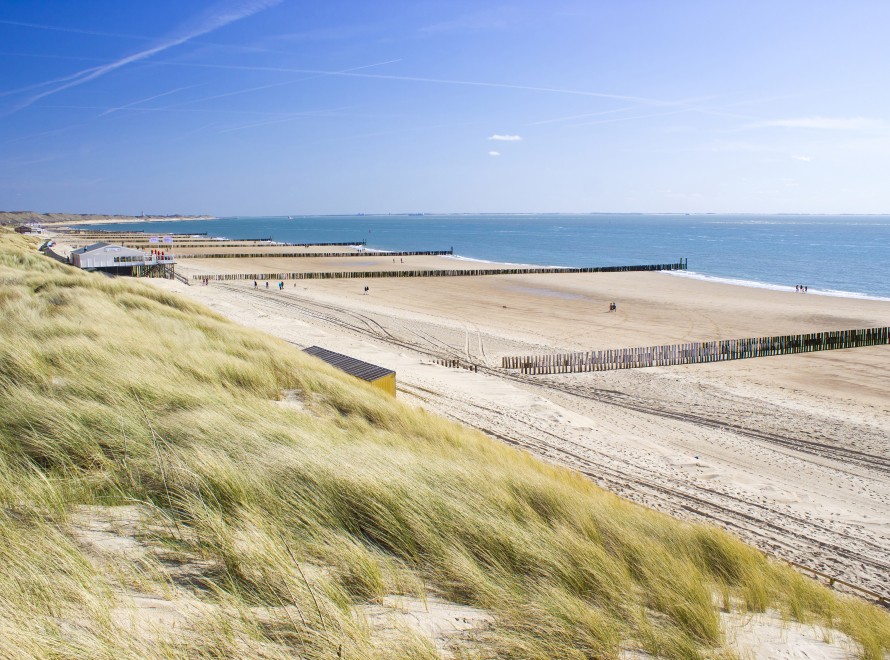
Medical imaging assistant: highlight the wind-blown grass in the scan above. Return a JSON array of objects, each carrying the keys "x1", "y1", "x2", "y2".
[{"x1": 1, "y1": 229, "x2": 889, "y2": 658}]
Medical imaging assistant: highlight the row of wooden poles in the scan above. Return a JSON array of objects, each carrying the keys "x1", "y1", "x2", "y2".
[
  {"x1": 63, "y1": 230, "x2": 209, "y2": 236},
  {"x1": 503, "y1": 327, "x2": 890, "y2": 374},
  {"x1": 175, "y1": 249, "x2": 452, "y2": 260},
  {"x1": 68, "y1": 240, "x2": 368, "y2": 249},
  {"x1": 193, "y1": 261, "x2": 687, "y2": 282},
  {"x1": 434, "y1": 358, "x2": 479, "y2": 372}
]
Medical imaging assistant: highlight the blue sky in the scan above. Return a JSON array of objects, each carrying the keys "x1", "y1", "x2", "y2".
[{"x1": 2, "y1": 1, "x2": 889, "y2": 215}]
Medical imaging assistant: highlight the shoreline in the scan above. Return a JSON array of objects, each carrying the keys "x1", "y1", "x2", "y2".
[
  {"x1": 665, "y1": 269, "x2": 890, "y2": 303},
  {"x1": 64, "y1": 217, "x2": 890, "y2": 301}
]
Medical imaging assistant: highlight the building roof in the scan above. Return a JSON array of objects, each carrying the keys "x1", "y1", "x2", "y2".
[
  {"x1": 70, "y1": 242, "x2": 110, "y2": 255},
  {"x1": 303, "y1": 346, "x2": 395, "y2": 382},
  {"x1": 70, "y1": 242, "x2": 145, "y2": 257}
]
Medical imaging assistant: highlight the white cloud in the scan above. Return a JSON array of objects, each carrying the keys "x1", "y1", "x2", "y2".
[
  {"x1": 791, "y1": 155, "x2": 812, "y2": 162},
  {"x1": 750, "y1": 116, "x2": 884, "y2": 131},
  {"x1": 488, "y1": 150, "x2": 500, "y2": 156},
  {"x1": 488, "y1": 134, "x2": 522, "y2": 141}
]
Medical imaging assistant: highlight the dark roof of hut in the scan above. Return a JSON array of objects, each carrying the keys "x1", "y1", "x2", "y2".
[
  {"x1": 70, "y1": 242, "x2": 110, "y2": 255},
  {"x1": 303, "y1": 346, "x2": 394, "y2": 382}
]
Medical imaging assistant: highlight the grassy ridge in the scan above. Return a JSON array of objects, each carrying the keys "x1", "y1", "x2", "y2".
[{"x1": 1, "y1": 229, "x2": 889, "y2": 658}]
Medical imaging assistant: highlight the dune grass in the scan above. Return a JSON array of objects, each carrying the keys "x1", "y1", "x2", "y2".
[{"x1": 1, "y1": 228, "x2": 889, "y2": 658}]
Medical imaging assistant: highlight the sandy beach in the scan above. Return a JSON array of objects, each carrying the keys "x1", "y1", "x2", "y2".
[
  {"x1": 49, "y1": 231, "x2": 890, "y2": 601},
  {"x1": 139, "y1": 250, "x2": 889, "y2": 600}
]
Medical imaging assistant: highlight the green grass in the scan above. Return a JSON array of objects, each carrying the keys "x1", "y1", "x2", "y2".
[{"x1": 2, "y1": 229, "x2": 889, "y2": 658}]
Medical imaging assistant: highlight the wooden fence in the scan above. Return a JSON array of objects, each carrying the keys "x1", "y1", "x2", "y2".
[
  {"x1": 175, "y1": 249, "x2": 452, "y2": 260},
  {"x1": 502, "y1": 327, "x2": 890, "y2": 374},
  {"x1": 434, "y1": 358, "x2": 479, "y2": 372},
  {"x1": 191, "y1": 260, "x2": 687, "y2": 282}
]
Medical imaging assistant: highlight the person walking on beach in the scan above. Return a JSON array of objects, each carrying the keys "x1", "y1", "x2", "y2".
[
  {"x1": 265, "y1": 281, "x2": 269, "y2": 289},
  {"x1": 254, "y1": 280, "x2": 257, "y2": 289}
]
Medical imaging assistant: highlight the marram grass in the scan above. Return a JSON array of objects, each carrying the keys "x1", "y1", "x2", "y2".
[{"x1": 1, "y1": 229, "x2": 889, "y2": 659}]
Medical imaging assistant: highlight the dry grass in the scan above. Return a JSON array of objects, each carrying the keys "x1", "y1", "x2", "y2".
[{"x1": 2, "y1": 229, "x2": 889, "y2": 658}]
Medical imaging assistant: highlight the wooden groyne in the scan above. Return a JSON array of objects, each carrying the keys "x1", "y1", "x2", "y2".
[
  {"x1": 191, "y1": 260, "x2": 687, "y2": 282},
  {"x1": 502, "y1": 327, "x2": 890, "y2": 374},
  {"x1": 112, "y1": 240, "x2": 368, "y2": 249},
  {"x1": 175, "y1": 249, "x2": 453, "y2": 260},
  {"x1": 434, "y1": 358, "x2": 479, "y2": 372},
  {"x1": 63, "y1": 230, "x2": 209, "y2": 236}
]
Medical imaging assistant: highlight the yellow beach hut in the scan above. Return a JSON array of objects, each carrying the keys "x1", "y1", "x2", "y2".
[{"x1": 303, "y1": 346, "x2": 396, "y2": 397}]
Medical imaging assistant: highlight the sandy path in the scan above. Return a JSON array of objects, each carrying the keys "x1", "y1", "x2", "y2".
[{"x1": 141, "y1": 267, "x2": 889, "y2": 599}]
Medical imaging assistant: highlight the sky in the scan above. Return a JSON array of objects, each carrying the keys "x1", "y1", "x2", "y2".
[{"x1": 1, "y1": 0, "x2": 889, "y2": 215}]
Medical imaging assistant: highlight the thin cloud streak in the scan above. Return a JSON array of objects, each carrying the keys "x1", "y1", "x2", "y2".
[
  {"x1": 99, "y1": 85, "x2": 203, "y2": 116},
  {"x1": 527, "y1": 105, "x2": 641, "y2": 126},
  {"x1": 749, "y1": 116, "x2": 885, "y2": 131},
  {"x1": 7, "y1": 0, "x2": 282, "y2": 115},
  {"x1": 0, "y1": 19, "x2": 148, "y2": 41},
  {"x1": 217, "y1": 106, "x2": 358, "y2": 133},
  {"x1": 161, "y1": 59, "x2": 402, "y2": 110},
  {"x1": 570, "y1": 108, "x2": 692, "y2": 128},
  {"x1": 158, "y1": 60, "x2": 690, "y2": 106}
]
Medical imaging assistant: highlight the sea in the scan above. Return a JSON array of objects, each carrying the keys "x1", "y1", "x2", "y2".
[{"x1": 87, "y1": 214, "x2": 890, "y2": 301}]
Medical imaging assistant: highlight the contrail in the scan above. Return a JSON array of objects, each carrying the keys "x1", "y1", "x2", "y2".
[
  {"x1": 156, "y1": 60, "x2": 685, "y2": 106},
  {"x1": 7, "y1": 0, "x2": 282, "y2": 114},
  {"x1": 526, "y1": 106, "x2": 644, "y2": 126},
  {"x1": 217, "y1": 106, "x2": 358, "y2": 133},
  {"x1": 0, "y1": 19, "x2": 148, "y2": 40},
  {"x1": 98, "y1": 85, "x2": 203, "y2": 116},
  {"x1": 161, "y1": 59, "x2": 402, "y2": 110}
]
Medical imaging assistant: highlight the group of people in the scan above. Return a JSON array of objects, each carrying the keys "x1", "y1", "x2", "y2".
[
  {"x1": 608, "y1": 302, "x2": 618, "y2": 312},
  {"x1": 253, "y1": 280, "x2": 285, "y2": 290},
  {"x1": 795, "y1": 284, "x2": 808, "y2": 293}
]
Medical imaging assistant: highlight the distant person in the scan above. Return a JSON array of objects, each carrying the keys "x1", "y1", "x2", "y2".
[
  {"x1": 279, "y1": 281, "x2": 284, "y2": 290},
  {"x1": 265, "y1": 281, "x2": 269, "y2": 289},
  {"x1": 364, "y1": 286, "x2": 369, "y2": 295},
  {"x1": 254, "y1": 280, "x2": 257, "y2": 289},
  {"x1": 795, "y1": 285, "x2": 800, "y2": 292},
  {"x1": 804, "y1": 285, "x2": 808, "y2": 293}
]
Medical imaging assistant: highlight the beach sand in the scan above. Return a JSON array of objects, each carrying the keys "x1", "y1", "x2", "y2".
[
  {"x1": 155, "y1": 254, "x2": 890, "y2": 599},
  {"x1": 52, "y1": 233, "x2": 888, "y2": 602}
]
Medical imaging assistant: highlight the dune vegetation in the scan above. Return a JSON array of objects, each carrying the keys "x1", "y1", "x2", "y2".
[{"x1": 1, "y1": 228, "x2": 889, "y2": 659}]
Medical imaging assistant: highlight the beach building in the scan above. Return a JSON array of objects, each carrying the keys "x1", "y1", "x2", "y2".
[
  {"x1": 14, "y1": 223, "x2": 43, "y2": 234},
  {"x1": 303, "y1": 346, "x2": 396, "y2": 396},
  {"x1": 69, "y1": 242, "x2": 175, "y2": 276}
]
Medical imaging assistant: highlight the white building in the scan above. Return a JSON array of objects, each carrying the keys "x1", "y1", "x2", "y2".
[{"x1": 69, "y1": 242, "x2": 173, "y2": 271}]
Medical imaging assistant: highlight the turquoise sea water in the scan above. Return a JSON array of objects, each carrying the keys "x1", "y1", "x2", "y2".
[{"x1": 87, "y1": 214, "x2": 890, "y2": 300}]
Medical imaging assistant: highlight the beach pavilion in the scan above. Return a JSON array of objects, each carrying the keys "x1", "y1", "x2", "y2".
[{"x1": 69, "y1": 242, "x2": 175, "y2": 277}]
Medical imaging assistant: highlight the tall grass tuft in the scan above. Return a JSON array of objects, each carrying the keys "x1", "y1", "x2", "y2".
[{"x1": 2, "y1": 229, "x2": 889, "y2": 658}]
